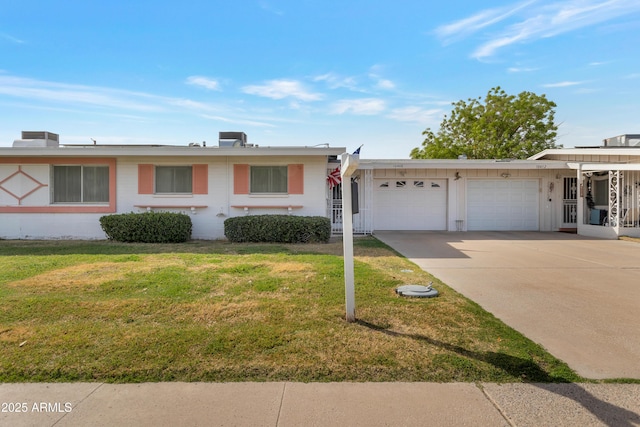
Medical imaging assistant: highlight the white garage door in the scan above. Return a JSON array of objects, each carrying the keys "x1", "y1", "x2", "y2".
[
  {"x1": 467, "y1": 179, "x2": 539, "y2": 230},
  {"x1": 374, "y1": 179, "x2": 447, "y2": 230}
]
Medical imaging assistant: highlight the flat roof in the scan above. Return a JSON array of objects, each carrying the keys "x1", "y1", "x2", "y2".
[
  {"x1": 530, "y1": 148, "x2": 640, "y2": 160},
  {"x1": 358, "y1": 158, "x2": 570, "y2": 170},
  {"x1": 0, "y1": 145, "x2": 347, "y2": 158}
]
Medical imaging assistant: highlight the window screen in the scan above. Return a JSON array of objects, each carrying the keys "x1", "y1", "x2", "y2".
[
  {"x1": 250, "y1": 166, "x2": 287, "y2": 193},
  {"x1": 53, "y1": 165, "x2": 109, "y2": 203},
  {"x1": 156, "y1": 166, "x2": 193, "y2": 193}
]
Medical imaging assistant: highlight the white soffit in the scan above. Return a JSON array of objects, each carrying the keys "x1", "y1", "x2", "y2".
[
  {"x1": 568, "y1": 162, "x2": 640, "y2": 171},
  {"x1": 358, "y1": 159, "x2": 568, "y2": 170}
]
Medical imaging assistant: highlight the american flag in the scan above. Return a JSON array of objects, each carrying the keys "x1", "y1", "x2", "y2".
[{"x1": 327, "y1": 166, "x2": 341, "y2": 189}]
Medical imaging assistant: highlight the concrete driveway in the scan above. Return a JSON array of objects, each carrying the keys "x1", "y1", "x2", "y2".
[{"x1": 374, "y1": 231, "x2": 640, "y2": 379}]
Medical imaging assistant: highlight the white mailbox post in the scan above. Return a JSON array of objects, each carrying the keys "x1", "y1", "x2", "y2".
[{"x1": 340, "y1": 152, "x2": 359, "y2": 322}]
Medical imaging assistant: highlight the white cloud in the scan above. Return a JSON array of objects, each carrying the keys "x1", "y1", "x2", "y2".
[
  {"x1": 542, "y1": 81, "x2": 586, "y2": 88},
  {"x1": 1, "y1": 33, "x2": 26, "y2": 44},
  {"x1": 331, "y1": 98, "x2": 386, "y2": 115},
  {"x1": 258, "y1": 1, "x2": 284, "y2": 16},
  {"x1": 242, "y1": 79, "x2": 323, "y2": 101},
  {"x1": 0, "y1": 74, "x2": 222, "y2": 115},
  {"x1": 186, "y1": 76, "x2": 221, "y2": 91},
  {"x1": 387, "y1": 106, "x2": 443, "y2": 123},
  {"x1": 201, "y1": 114, "x2": 276, "y2": 127},
  {"x1": 437, "y1": 0, "x2": 640, "y2": 59},
  {"x1": 0, "y1": 75, "x2": 162, "y2": 112},
  {"x1": 168, "y1": 98, "x2": 218, "y2": 111},
  {"x1": 313, "y1": 73, "x2": 359, "y2": 90},
  {"x1": 368, "y1": 66, "x2": 396, "y2": 91},
  {"x1": 507, "y1": 66, "x2": 539, "y2": 73},
  {"x1": 375, "y1": 78, "x2": 396, "y2": 90},
  {"x1": 434, "y1": 0, "x2": 536, "y2": 43}
]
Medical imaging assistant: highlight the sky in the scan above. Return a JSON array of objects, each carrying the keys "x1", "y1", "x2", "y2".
[{"x1": 1, "y1": 0, "x2": 639, "y2": 158}]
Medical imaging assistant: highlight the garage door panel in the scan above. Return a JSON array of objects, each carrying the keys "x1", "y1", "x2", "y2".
[
  {"x1": 467, "y1": 179, "x2": 539, "y2": 231},
  {"x1": 374, "y1": 179, "x2": 447, "y2": 230}
]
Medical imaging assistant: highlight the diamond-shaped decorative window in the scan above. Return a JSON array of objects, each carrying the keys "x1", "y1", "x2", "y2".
[{"x1": 0, "y1": 166, "x2": 47, "y2": 205}]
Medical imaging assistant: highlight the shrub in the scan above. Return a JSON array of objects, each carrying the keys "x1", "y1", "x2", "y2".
[
  {"x1": 100, "y1": 212, "x2": 192, "y2": 243},
  {"x1": 224, "y1": 215, "x2": 331, "y2": 243}
]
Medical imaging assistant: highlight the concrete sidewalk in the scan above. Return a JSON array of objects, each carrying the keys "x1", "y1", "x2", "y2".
[{"x1": 2, "y1": 382, "x2": 639, "y2": 426}]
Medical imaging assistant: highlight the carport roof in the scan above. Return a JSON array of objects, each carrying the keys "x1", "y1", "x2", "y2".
[
  {"x1": 357, "y1": 158, "x2": 569, "y2": 170},
  {"x1": 530, "y1": 147, "x2": 640, "y2": 160}
]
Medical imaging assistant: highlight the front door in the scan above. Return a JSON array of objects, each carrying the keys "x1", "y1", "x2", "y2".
[{"x1": 561, "y1": 177, "x2": 578, "y2": 228}]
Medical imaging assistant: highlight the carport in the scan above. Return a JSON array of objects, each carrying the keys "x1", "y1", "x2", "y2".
[{"x1": 375, "y1": 231, "x2": 640, "y2": 379}]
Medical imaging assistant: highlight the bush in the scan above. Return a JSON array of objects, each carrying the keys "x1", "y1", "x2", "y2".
[
  {"x1": 224, "y1": 215, "x2": 331, "y2": 243},
  {"x1": 100, "y1": 212, "x2": 192, "y2": 243}
]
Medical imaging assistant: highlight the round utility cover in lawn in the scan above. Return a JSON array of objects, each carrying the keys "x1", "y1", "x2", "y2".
[{"x1": 396, "y1": 284, "x2": 439, "y2": 298}]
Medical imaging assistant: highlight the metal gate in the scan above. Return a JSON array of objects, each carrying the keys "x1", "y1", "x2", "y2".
[
  {"x1": 327, "y1": 170, "x2": 372, "y2": 234},
  {"x1": 562, "y1": 177, "x2": 578, "y2": 227}
]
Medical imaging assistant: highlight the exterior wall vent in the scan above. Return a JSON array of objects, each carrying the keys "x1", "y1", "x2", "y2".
[
  {"x1": 13, "y1": 131, "x2": 60, "y2": 148},
  {"x1": 219, "y1": 132, "x2": 248, "y2": 147}
]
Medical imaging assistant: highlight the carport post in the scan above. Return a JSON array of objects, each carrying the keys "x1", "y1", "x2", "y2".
[{"x1": 341, "y1": 152, "x2": 359, "y2": 322}]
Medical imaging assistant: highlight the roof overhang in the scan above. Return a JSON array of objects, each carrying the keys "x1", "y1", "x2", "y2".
[
  {"x1": 0, "y1": 146, "x2": 346, "y2": 158},
  {"x1": 357, "y1": 159, "x2": 570, "y2": 170},
  {"x1": 531, "y1": 148, "x2": 640, "y2": 160},
  {"x1": 567, "y1": 162, "x2": 640, "y2": 171}
]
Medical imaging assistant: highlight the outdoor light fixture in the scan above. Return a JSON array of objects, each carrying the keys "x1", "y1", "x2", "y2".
[{"x1": 501, "y1": 172, "x2": 511, "y2": 178}]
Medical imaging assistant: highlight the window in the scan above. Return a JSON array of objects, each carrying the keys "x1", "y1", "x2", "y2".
[
  {"x1": 250, "y1": 166, "x2": 287, "y2": 193},
  {"x1": 52, "y1": 165, "x2": 109, "y2": 203},
  {"x1": 156, "y1": 166, "x2": 192, "y2": 193},
  {"x1": 594, "y1": 179, "x2": 608, "y2": 206}
]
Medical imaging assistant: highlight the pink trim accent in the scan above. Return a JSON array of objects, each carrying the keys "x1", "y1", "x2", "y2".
[
  {"x1": 192, "y1": 164, "x2": 208, "y2": 194},
  {"x1": 0, "y1": 157, "x2": 114, "y2": 165},
  {"x1": 234, "y1": 164, "x2": 249, "y2": 194},
  {"x1": 0, "y1": 158, "x2": 117, "y2": 214},
  {"x1": 231, "y1": 205, "x2": 303, "y2": 209},
  {"x1": 0, "y1": 166, "x2": 48, "y2": 205},
  {"x1": 0, "y1": 206, "x2": 115, "y2": 213},
  {"x1": 138, "y1": 164, "x2": 154, "y2": 194},
  {"x1": 288, "y1": 164, "x2": 304, "y2": 194}
]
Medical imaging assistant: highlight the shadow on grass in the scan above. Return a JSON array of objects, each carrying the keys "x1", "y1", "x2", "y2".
[
  {"x1": 357, "y1": 319, "x2": 640, "y2": 427},
  {"x1": 356, "y1": 319, "x2": 564, "y2": 383}
]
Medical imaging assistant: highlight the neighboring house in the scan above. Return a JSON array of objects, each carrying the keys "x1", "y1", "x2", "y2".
[
  {"x1": 330, "y1": 134, "x2": 640, "y2": 239},
  {"x1": 2, "y1": 131, "x2": 640, "y2": 240},
  {"x1": 0, "y1": 131, "x2": 344, "y2": 239}
]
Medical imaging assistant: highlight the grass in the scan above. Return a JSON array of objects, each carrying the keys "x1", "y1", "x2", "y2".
[{"x1": 0, "y1": 237, "x2": 582, "y2": 383}]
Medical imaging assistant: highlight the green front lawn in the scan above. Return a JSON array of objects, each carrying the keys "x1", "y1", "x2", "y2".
[{"x1": 0, "y1": 238, "x2": 580, "y2": 383}]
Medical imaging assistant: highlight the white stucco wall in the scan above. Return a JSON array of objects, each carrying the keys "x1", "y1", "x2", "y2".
[
  {"x1": 0, "y1": 155, "x2": 334, "y2": 240},
  {"x1": 228, "y1": 155, "x2": 330, "y2": 219},
  {"x1": 369, "y1": 167, "x2": 560, "y2": 232},
  {"x1": 0, "y1": 213, "x2": 106, "y2": 239}
]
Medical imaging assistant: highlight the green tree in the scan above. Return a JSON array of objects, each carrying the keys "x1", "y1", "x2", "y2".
[{"x1": 410, "y1": 87, "x2": 560, "y2": 159}]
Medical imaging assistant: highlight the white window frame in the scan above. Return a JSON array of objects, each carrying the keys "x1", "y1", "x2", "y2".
[
  {"x1": 155, "y1": 166, "x2": 193, "y2": 194},
  {"x1": 51, "y1": 165, "x2": 110, "y2": 204},
  {"x1": 250, "y1": 165, "x2": 288, "y2": 194}
]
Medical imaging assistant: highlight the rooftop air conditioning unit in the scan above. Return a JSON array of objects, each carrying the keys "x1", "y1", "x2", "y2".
[
  {"x1": 603, "y1": 134, "x2": 640, "y2": 147},
  {"x1": 218, "y1": 131, "x2": 248, "y2": 147},
  {"x1": 12, "y1": 131, "x2": 60, "y2": 147}
]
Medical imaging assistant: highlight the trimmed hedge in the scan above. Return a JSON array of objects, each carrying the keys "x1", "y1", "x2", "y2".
[
  {"x1": 100, "y1": 212, "x2": 192, "y2": 243},
  {"x1": 224, "y1": 215, "x2": 331, "y2": 243}
]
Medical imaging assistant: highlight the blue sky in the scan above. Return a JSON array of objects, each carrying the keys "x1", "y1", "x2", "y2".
[{"x1": 1, "y1": 0, "x2": 639, "y2": 158}]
